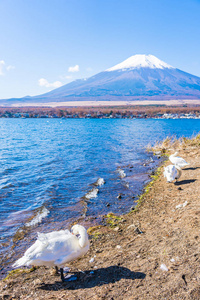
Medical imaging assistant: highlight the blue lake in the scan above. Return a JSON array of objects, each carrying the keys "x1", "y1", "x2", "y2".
[{"x1": 0, "y1": 118, "x2": 200, "y2": 270}]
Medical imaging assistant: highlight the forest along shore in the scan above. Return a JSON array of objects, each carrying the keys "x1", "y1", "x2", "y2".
[
  {"x1": 0, "y1": 105, "x2": 200, "y2": 119},
  {"x1": 0, "y1": 135, "x2": 200, "y2": 299}
]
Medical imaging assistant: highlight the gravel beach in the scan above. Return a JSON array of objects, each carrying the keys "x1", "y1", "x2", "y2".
[{"x1": 1, "y1": 135, "x2": 200, "y2": 300}]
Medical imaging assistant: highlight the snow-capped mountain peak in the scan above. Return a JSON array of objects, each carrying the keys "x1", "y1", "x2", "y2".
[
  {"x1": 106, "y1": 54, "x2": 174, "y2": 72},
  {"x1": 1, "y1": 53, "x2": 200, "y2": 105}
]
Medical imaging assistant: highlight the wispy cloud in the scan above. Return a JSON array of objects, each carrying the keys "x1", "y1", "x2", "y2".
[
  {"x1": 0, "y1": 60, "x2": 15, "y2": 75},
  {"x1": 68, "y1": 64, "x2": 79, "y2": 73},
  {"x1": 0, "y1": 60, "x2": 5, "y2": 75},
  {"x1": 6, "y1": 65, "x2": 15, "y2": 71},
  {"x1": 38, "y1": 78, "x2": 63, "y2": 88},
  {"x1": 60, "y1": 75, "x2": 73, "y2": 80}
]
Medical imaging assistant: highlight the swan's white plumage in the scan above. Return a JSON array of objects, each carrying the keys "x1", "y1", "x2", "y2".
[
  {"x1": 13, "y1": 225, "x2": 89, "y2": 268},
  {"x1": 169, "y1": 152, "x2": 189, "y2": 168},
  {"x1": 163, "y1": 165, "x2": 182, "y2": 182}
]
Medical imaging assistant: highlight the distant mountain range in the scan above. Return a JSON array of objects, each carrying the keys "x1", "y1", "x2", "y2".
[{"x1": 1, "y1": 54, "x2": 200, "y2": 105}]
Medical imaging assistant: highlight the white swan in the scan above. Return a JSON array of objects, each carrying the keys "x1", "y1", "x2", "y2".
[
  {"x1": 12, "y1": 224, "x2": 89, "y2": 281},
  {"x1": 163, "y1": 164, "x2": 182, "y2": 183},
  {"x1": 169, "y1": 152, "x2": 189, "y2": 168}
]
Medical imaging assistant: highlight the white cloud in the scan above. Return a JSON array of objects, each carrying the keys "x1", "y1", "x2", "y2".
[
  {"x1": 6, "y1": 65, "x2": 15, "y2": 71},
  {"x1": 38, "y1": 78, "x2": 63, "y2": 88},
  {"x1": 0, "y1": 60, "x2": 15, "y2": 75},
  {"x1": 0, "y1": 60, "x2": 6, "y2": 75},
  {"x1": 68, "y1": 64, "x2": 79, "y2": 73}
]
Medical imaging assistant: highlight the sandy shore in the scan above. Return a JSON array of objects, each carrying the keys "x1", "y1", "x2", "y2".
[
  {"x1": 11, "y1": 99, "x2": 200, "y2": 107},
  {"x1": 1, "y1": 136, "x2": 200, "y2": 299}
]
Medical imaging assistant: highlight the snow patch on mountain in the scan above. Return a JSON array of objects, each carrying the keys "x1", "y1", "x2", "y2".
[{"x1": 106, "y1": 54, "x2": 174, "y2": 72}]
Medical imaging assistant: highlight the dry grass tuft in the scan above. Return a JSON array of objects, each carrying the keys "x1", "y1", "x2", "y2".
[{"x1": 147, "y1": 133, "x2": 200, "y2": 155}]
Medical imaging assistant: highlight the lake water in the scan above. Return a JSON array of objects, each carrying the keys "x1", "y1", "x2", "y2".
[{"x1": 0, "y1": 118, "x2": 200, "y2": 273}]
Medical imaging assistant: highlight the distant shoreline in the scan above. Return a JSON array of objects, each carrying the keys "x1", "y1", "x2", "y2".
[{"x1": 0, "y1": 103, "x2": 200, "y2": 119}]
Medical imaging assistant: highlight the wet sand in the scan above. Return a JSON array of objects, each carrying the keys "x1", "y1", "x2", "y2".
[{"x1": 0, "y1": 137, "x2": 200, "y2": 299}]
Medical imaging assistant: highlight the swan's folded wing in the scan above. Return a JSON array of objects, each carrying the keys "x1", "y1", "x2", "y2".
[
  {"x1": 13, "y1": 239, "x2": 43, "y2": 267},
  {"x1": 51, "y1": 236, "x2": 80, "y2": 264},
  {"x1": 176, "y1": 156, "x2": 189, "y2": 165},
  {"x1": 24, "y1": 239, "x2": 47, "y2": 260},
  {"x1": 38, "y1": 229, "x2": 71, "y2": 241},
  {"x1": 54, "y1": 248, "x2": 80, "y2": 266}
]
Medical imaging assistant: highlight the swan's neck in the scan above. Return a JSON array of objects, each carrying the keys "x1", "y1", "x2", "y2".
[
  {"x1": 173, "y1": 152, "x2": 178, "y2": 157},
  {"x1": 77, "y1": 228, "x2": 89, "y2": 248}
]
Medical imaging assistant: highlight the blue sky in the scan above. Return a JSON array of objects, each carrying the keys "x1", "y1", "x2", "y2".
[{"x1": 0, "y1": 0, "x2": 200, "y2": 98}]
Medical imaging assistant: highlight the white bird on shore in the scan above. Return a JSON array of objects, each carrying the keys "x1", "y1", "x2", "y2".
[
  {"x1": 163, "y1": 164, "x2": 182, "y2": 183},
  {"x1": 12, "y1": 224, "x2": 89, "y2": 282},
  {"x1": 169, "y1": 152, "x2": 189, "y2": 168}
]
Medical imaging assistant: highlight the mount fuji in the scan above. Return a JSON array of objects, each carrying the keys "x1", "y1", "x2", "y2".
[{"x1": 2, "y1": 54, "x2": 200, "y2": 105}]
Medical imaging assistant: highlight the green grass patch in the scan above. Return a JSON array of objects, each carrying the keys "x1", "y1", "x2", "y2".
[
  {"x1": 104, "y1": 213, "x2": 123, "y2": 228},
  {"x1": 4, "y1": 266, "x2": 37, "y2": 281},
  {"x1": 132, "y1": 166, "x2": 162, "y2": 212}
]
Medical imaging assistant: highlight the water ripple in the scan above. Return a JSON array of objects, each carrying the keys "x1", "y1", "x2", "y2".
[{"x1": 0, "y1": 118, "x2": 200, "y2": 268}]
